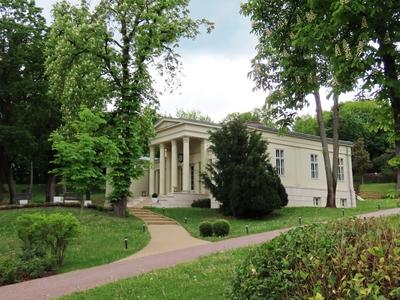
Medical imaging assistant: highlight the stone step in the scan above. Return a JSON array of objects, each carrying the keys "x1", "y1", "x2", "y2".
[
  {"x1": 130, "y1": 208, "x2": 176, "y2": 225},
  {"x1": 146, "y1": 220, "x2": 177, "y2": 225}
]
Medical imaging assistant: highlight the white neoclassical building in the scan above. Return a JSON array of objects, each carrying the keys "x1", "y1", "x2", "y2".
[{"x1": 125, "y1": 117, "x2": 356, "y2": 208}]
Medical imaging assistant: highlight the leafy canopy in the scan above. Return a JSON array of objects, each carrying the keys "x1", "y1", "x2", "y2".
[{"x1": 50, "y1": 107, "x2": 119, "y2": 195}]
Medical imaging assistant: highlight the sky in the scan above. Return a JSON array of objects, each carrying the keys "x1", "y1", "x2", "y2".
[{"x1": 36, "y1": 0, "x2": 340, "y2": 122}]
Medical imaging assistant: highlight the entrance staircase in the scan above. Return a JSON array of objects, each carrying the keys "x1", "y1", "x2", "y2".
[{"x1": 129, "y1": 208, "x2": 177, "y2": 225}]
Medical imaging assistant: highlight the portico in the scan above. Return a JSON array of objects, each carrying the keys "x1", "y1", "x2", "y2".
[{"x1": 149, "y1": 137, "x2": 209, "y2": 196}]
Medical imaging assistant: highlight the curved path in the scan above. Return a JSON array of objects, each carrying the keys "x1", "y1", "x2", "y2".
[{"x1": 0, "y1": 208, "x2": 399, "y2": 300}]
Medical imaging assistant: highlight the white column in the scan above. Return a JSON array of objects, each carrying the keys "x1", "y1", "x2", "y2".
[
  {"x1": 159, "y1": 143, "x2": 166, "y2": 195},
  {"x1": 182, "y1": 137, "x2": 190, "y2": 192},
  {"x1": 166, "y1": 148, "x2": 171, "y2": 193},
  {"x1": 171, "y1": 139, "x2": 178, "y2": 192},
  {"x1": 149, "y1": 146, "x2": 155, "y2": 196},
  {"x1": 200, "y1": 139, "x2": 208, "y2": 194}
]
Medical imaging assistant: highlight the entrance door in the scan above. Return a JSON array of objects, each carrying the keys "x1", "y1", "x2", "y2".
[
  {"x1": 178, "y1": 166, "x2": 183, "y2": 192},
  {"x1": 155, "y1": 170, "x2": 160, "y2": 194}
]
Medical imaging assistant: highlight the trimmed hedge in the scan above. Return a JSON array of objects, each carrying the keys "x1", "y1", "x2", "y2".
[
  {"x1": 191, "y1": 198, "x2": 211, "y2": 208},
  {"x1": 213, "y1": 219, "x2": 230, "y2": 236},
  {"x1": 230, "y1": 217, "x2": 400, "y2": 300},
  {"x1": 199, "y1": 221, "x2": 213, "y2": 237}
]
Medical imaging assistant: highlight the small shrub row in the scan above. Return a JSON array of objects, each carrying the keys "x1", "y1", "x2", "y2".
[
  {"x1": 0, "y1": 213, "x2": 80, "y2": 286},
  {"x1": 191, "y1": 198, "x2": 211, "y2": 208},
  {"x1": 230, "y1": 217, "x2": 400, "y2": 299},
  {"x1": 199, "y1": 219, "x2": 230, "y2": 237}
]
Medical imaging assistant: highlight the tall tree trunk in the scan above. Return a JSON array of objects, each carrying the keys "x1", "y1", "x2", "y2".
[
  {"x1": 29, "y1": 161, "x2": 33, "y2": 195},
  {"x1": 113, "y1": 195, "x2": 127, "y2": 217},
  {"x1": 393, "y1": 109, "x2": 400, "y2": 196},
  {"x1": 331, "y1": 93, "x2": 340, "y2": 205},
  {"x1": 0, "y1": 154, "x2": 4, "y2": 203},
  {"x1": 380, "y1": 41, "x2": 400, "y2": 196},
  {"x1": 7, "y1": 164, "x2": 16, "y2": 204},
  {"x1": 46, "y1": 174, "x2": 56, "y2": 202},
  {"x1": 0, "y1": 176, "x2": 3, "y2": 203},
  {"x1": 314, "y1": 91, "x2": 335, "y2": 208}
]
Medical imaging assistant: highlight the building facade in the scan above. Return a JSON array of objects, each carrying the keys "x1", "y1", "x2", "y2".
[{"x1": 127, "y1": 118, "x2": 356, "y2": 208}]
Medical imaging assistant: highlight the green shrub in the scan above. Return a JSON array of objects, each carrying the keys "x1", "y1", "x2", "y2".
[
  {"x1": 213, "y1": 219, "x2": 230, "y2": 236},
  {"x1": 191, "y1": 198, "x2": 211, "y2": 208},
  {"x1": 0, "y1": 257, "x2": 18, "y2": 286},
  {"x1": 202, "y1": 118, "x2": 288, "y2": 218},
  {"x1": 230, "y1": 217, "x2": 400, "y2": 300},
  {"x1": 17, "y1": 213, "x2": 80, "y2": 267},
  {"x1": 199, "y1": 221, "x2": 213, "y2": 237}
]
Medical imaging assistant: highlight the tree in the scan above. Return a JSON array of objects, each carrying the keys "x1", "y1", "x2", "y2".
[
  {"x1": 241, "y1": 0, "x2": 348, "y2": 208},
  {"x1": 293, "y1": 113, "x2": 329, "y2": 136},
  {"x1": 352, "y1": 138, "x2": 371, "y2": 184},
  {"x1": 0, "y1": 0, "x2": 55, "y2": 203},
  {"x1": 175, "y1": 109, "x2": 212, "y2": 123},
  {"x1": 50, "y1": 107, "x2": 119, "y2": 204},
  {"x1": 202, "y1": 118, "x2": 288, "y2": 218},
  {"x1": 46, "y1": 0, "x2": 212, "y2": 216},
  {"x1": 223, "y1": 105, "x2": 277, "y2": 128},
  {"x1": 294, "y1": 100, "x2": 392, "y2": 173},
  {"x1": 320, "y1": 0, "x2": 400, "y2": 194}
]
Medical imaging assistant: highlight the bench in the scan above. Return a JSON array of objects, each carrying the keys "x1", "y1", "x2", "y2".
[
  {"x1": 63, "y1": 192, "x2": 82, "y2": 204},
  {"x1": 15, "y1": 193, "x2": 31, "y2": 205}
]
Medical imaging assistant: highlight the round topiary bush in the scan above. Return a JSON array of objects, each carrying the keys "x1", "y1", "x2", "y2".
[
  {"x1": 229, "y1": 217, "x2": 400, "y2": 300},
  {"x1": 213, "y1": 219, "x2": 230, "y2": 236},
  {"x1": 199, "y1": 221, "x2": 213, "y2": 237}
]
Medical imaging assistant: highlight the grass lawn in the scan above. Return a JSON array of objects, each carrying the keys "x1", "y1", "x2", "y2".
[
  {"x1": 149, "y1": 198, "x2": 399, "y2": 241},
  {"x1": 62, "y1": 246, "x2": 251, "y2": 300},
  {"x1": 0, "y1": 208, "x2": 150, "y2": 273}
]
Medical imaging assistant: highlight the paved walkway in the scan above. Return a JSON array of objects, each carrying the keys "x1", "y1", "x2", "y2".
[{"x1": 0, "y1": 208, "x2": 399, "y2": 300}]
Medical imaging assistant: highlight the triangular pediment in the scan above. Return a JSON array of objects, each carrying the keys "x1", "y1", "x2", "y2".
[{"x1": 154, "y1": 119, "x2": 183, "y2": 131}]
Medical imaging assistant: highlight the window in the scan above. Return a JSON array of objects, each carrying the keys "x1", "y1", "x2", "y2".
[
  {"x1": 275, "y1": 149, "x2": 285, "y2": 176},
  {"x1": 313, "y1": 197, "x2": 321, "y2": 206},
  {"x1": 341, "y1": 198, "x2": 347, "y2": 207},
  {"x1": 190, "y1": 165, "x2": 195, "y2": 191},
  {"x1": 337, "y1": 158, "x2": 345, "y2": 181},
  {"x1": 310, "y1": 154, "x2": 319, "y2": 179}
]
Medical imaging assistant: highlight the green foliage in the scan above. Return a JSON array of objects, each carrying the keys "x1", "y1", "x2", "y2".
[
  {"x1": 352, "y1": 138, "x2": 372, "y2": 176},
  {"x1": 199, "y1": 221, "x2": 213, "y2": 237},
  {"x1": 212, "y1": 219, "x2": 230, "y2": 237},
  {"x1": 202, "y1": 118, "x2": 288, "y2": 218},
  {"x1": 230, "y1": 217, "x2": 400, "y2": 299},
  {"x1": 16, "y1": 213, "x2": 80, "y2": 267},
  {"x1": 0, "y1": 0, "x2": 60, "y2": 202},
  {"x1": 223, "y1": 108, "x2": 277, "y2": 128},
  {"x1": 175, "y1": 109, "x2": 212, "y2": 123},
  {"x1": 50, "y1": 107, "x2": 119, "y2": 197},
  {"x1": 191, "y1": 198, "x2": 211, "y2": 208},
  {"x1": 0, "y1": 257, "x2": 17, "y2": 285},
  {"x1": 46, "y1": 0, "x2": 213, "y2": 216}
]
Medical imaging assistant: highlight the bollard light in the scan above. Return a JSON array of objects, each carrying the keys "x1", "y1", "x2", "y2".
[
  {"x1": 162, "y1": 207, "x2": 166, "y2": 215},
  {"x1": 245, "y1": 225, "x2": 249, "y2": 234},
  {"x1": 342, "y1": 209, "x2": 345, "y2": 217},
  {"x1": 184, "y1": 217, "x2": 188, "y2": 224},
  {"x1": 142, "y1": 223, "x2": 146, "y2": 232},
  {"x1": 378, "y1": 204, "x2": 381, "y2": 210},
  {"x1": 298, "y1": 217, "x2": 302, "y2": 226},
  {"x1": 124, "y1": 237, "x2": 128, "y2": 249}
]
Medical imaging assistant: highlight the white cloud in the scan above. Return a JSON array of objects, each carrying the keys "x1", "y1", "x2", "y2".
[{"x1": 157, "y1": 53, "x2": 267, "y2": 122}]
